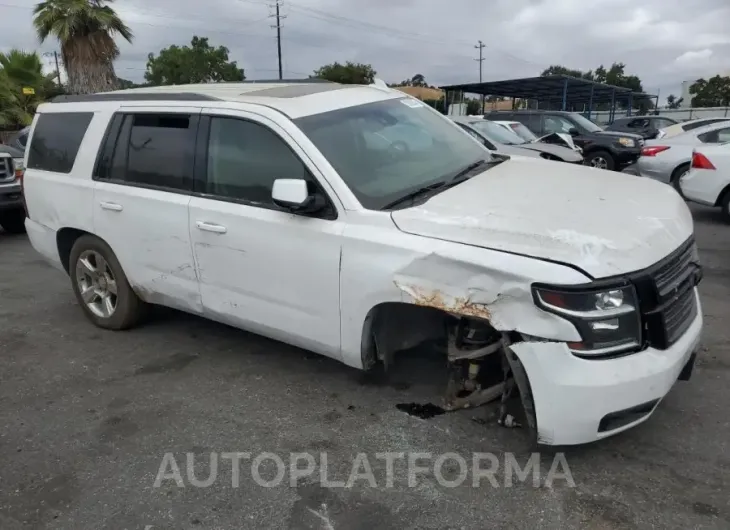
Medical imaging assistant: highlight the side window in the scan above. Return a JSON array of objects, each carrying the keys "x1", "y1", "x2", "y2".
[
  {"x1": 125, "y1": 113, "x2": 196, "y2": 190},
  {"x1": 543, "y1": 115, "x2": 574, "y2": 134},
  {"x1": 206, "y1": 116, "x2": 307, "y2": 205},
  {"x1": 17, "y1": 131, "x2": 28, "y2": 148},
  {"x1": 27, "y1": 112, "x2": 93, "y2": 173},
  {"x1": 718, "y1": 128, "x2": 730, "y2": 143},
  {"x1": 700, "y1": 127, "x2": 730, "y2": 143}
]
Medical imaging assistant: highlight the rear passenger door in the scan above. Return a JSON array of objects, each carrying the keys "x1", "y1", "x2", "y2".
[{"x1": 93, "y1": 107, "x2": 202, "y2": 314}]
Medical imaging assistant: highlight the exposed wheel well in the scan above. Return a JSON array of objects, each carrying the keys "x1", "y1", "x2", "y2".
[
  {"x1": 57, "y1": 227, "x2": 91, "y2": 274},
  {"x1": 361, "y1": 302, "x2": 449, "y2": 370}
]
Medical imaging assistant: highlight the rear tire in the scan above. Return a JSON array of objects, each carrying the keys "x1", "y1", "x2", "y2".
[
  {"x1": 586, "y1": 150, "x2": 615, "y2": 171},
  {"x1": 69, "y1": 235, "x2": 147, "y2": 330},
  {"x1": 0, "y1": 211, "x2": 26, "y2": 234},
  {"x1": 670, "y1": 163, "x2": 690, "y2": 198},
  {"x1": 721, "y1": 193, "x2": 730, "y2": 224}
]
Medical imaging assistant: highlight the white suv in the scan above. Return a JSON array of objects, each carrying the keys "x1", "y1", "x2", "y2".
[{"x1": 23, "y1": 81, "x2": 703, "y2": 446}]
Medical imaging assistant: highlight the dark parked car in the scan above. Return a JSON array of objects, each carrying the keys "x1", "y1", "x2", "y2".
[
  {"x1": 0, "y1": 152, "x2": 25, "y2": 233},
  {"x1": 605, "y1": 116, "x2": 678, "y2": 140},
  {"x1": 484, "y1": 110, "x2": 644, "y2": 171}
]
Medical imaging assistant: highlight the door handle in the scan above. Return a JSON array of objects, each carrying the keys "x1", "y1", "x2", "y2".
[
  {"x1": 100, "y1": 201, "x2": 123, "y2": 212},
  {"x1": 196, "y1": 221, "x2": 227, "y2": 234}
]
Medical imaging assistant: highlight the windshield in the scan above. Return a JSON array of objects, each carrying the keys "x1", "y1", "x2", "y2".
[
  {"x1": 295, "y1": 98, "x2": 492, "y2": 210},
  {"x1": 467, "y1": 120, "x2": 526, "y2": 145},
  {"x1": 570, "y1": 113, "x2": 603, "y2": 133},
  {"x1": 505, "y1": 122, "x2": 538, "y2": 142}
]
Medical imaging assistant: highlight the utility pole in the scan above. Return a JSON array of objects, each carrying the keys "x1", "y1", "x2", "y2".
[
  {"x1": 42, "y1": 51, "x2": 62, "y2": 86},
  {"x1": 474, "y1": 40, "x2": 485, "y2": 113},
  {"x1": 270, "y1": 1, "x2": 285, "y2": 80}
]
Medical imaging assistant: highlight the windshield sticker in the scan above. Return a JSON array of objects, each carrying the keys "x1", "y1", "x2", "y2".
[{"x1": 400, "y1": 98, "x2": 424, "y2": 108}]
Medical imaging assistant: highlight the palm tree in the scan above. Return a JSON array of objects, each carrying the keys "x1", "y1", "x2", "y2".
[{"x1": 33, "y1": 0, "x2": 132, "y2": 95}]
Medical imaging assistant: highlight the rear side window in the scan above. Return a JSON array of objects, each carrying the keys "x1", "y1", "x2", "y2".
[
  {"x1": 698, "y1": 126, "x2": 730, "y2": 144},
  {"x1": 96, "y1": 112, "x2": 197, "y2": 192},
  {"x1": 27, "y1": 112, "x2": 93, "y2": 173},
  {"x1": 683, "y1": 119, "x2": 728, "y2": 132}
]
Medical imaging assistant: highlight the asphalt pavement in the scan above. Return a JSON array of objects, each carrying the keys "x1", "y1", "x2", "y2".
[{"x1": 1, "y1": 204, "x2": 728, "y2": 530}]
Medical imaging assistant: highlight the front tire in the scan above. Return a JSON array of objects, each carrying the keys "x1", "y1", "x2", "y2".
[
  {"x1": 0, "y1": 210, "x2": 27, "y2": 234},
  {"x1": 69, "y1": 235, "x2": 147, "y2": 330},
  {"x1": 586, "y1": 150, "x2": 615, "y2": 171}
]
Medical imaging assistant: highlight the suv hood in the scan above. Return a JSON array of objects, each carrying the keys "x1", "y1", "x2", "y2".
[
  {"x1": 514, "y1": 142, "x2": 583, "y2": 162},
  {"x1": 390, "y1": 158, "x2": 692, "y2": 278},
  {"x1": 592, "y1": 130, "x2": 644, "y2": 141}
]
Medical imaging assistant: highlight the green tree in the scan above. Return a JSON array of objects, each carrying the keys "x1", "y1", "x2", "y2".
[
  {"x1": 689, "y1": 76, "x2": 730, "y2": 107},
  {"x1": 145, "y1": 36, "x2": 244, "y2": 86},
  {"x1": 540, "y1": 65, "x2": 594, "y2": 80},
  {"x1": 0, "y1": 49, "x2": 57, "y2": 127},
  {"x1": 666, "y1": 94, "x2": 683, "y2": 109},
  {"x1": 33, "y1": 0, "x2": 132, "y2": 95},
  {"x1": 313, "y1": 62, "x2": 376, "y2": 84},
  {"x1": 0, "y1": 71, "x2": 31, "y2": 127},
  {"x1": 411, "y1": 73, "x2": 427, "y2": 87}
]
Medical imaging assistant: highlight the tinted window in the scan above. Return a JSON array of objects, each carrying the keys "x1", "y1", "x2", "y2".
[
  {"x1": 17, "y1": 131, "x2": 28, "y2": 148},
  {"x1": 683, "y1": 118, "x2": 729, "y2": 132},
  {"x1": 698, "y1": 127, "x2": 730, "y2": 144},
  {"x1": 654, "y1": 118, "x2": 675, "y2": 129},
  {"x1": 543, "y1": 115, "x2": 575, "y2": 134},
  {"x1": 206, "y1": 117, "x2": 307, "y2": 204},
  {"x1": 27, "y1": 112, "x2": 93, "y2": 173},
  {"x1": 125, "y1": 114, "x2": 195, "y2": 190}
]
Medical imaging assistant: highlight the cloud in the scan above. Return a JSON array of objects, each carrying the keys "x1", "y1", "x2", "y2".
[
  {"x1": 675, "y1": 49, "x2": 713, "y2": 66},
  {"x1": 1, "y1": 0, "x2": 729, "y2": 99}
]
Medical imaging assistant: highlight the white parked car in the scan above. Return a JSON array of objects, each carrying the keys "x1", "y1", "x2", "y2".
[
  {"x1": 681, "y1": 142, "x2": 730, "y2": 222},
  {"x1": 656, "y1": 117, "x2": 730, "y2": 139},
  {"x1": 23, "y1": 81, "x2": 703, "y2": 446}
]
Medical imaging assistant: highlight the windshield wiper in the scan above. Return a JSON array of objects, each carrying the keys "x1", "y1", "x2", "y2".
[
  {"x1": 444, "y1": 158, "x2": 498, "y2": 186},
  {"x1": 381, "y1": 159, "x2": 498, "y2": 211},
  {"x1": 381, "y1": 181, "x2": 448, "y2": 210}
]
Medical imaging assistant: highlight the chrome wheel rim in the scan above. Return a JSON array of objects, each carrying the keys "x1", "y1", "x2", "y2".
[
  {"x1": 590, "y1": 156, "x2": 608, "y2": 169},
  {"x1": 76, "y1": 250, "x2": 117, "y2": 318}
]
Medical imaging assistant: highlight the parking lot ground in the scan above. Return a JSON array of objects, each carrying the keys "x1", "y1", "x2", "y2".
[{"x1": 1, "y1": 204, "x2": 729, "y2": 530}]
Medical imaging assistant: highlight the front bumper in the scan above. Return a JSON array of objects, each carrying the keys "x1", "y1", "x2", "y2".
[
  {"x1": 511, "y1": 290, "x2": 702, "y2": 446},
  {"x1": 0, "y1": 181, "x2": 23, "y2": 212},
  {"x1": 613, "y1": 147, "x2": 642, "y2": 167}
]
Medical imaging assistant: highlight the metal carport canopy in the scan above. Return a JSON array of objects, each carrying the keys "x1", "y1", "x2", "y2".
[{"x1": 439, "y1": 75, "x2": 655, "y2": 105}]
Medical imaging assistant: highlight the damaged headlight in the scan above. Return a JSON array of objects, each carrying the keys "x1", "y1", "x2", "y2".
[{"x1": 533, "y1": 283, "x2": 641, "y2": 357}]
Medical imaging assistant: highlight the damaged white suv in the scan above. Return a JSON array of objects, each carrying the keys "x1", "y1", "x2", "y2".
[{"x1": 23, "y1": 81, "x2": 703, "y2": 446}]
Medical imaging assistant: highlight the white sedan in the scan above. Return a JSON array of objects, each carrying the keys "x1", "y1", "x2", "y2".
[{"x1": 680, "y1": 142, "x2": 730, "y2": 222}]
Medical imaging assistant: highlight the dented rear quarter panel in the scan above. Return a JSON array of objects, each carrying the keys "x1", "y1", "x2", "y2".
[{"x1": 338, "y1": 211, "x2": 591, "y2": 369}]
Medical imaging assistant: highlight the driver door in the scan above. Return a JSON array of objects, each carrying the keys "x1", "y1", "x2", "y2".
[{"x1": 188, "y1": 109, "x2": 345, "y2": 358}]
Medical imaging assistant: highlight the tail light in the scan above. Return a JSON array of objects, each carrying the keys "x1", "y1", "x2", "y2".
[
  {"x1": 641, "y1": 146, "x2": 670, "y2": 157},
  {"x1": 691, "y1": 152, "x2": 715, "y2": 170}
]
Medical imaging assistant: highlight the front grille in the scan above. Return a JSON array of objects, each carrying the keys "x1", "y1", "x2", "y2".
[
  {"x1": 0, "y1": 158, "x2": 14, "y2": 183},
  {"x1": 633, "y1": 238, "x2": 701, "y2": 350}
]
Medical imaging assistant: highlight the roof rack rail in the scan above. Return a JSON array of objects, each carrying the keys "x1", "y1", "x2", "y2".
[{"x1": 51, "y1": 92, "x2": 222, "y2": 103}]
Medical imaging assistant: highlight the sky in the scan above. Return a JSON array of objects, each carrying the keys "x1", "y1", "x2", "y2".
[{"x1": 1, "y1": 0, "x2": 729, "y2": 102}]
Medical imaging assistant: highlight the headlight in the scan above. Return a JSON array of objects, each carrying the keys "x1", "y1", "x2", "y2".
[
  {"x1": 12, "y1": 158, "x2": 24, "y2": 178},
  {"x1": 618, "y1": 137, "x2": 636, "y2": 148},
  {"x1": 533, "y1": 283, "x2": 641, "y2": 357}
]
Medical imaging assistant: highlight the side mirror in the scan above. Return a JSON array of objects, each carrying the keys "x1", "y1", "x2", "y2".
[
  {"x1": 568, "y1": 128, "x2": 579, "y2": 136},
  {"x1": 272, "y1": 179, "x2": 325, "y2": 213}
]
